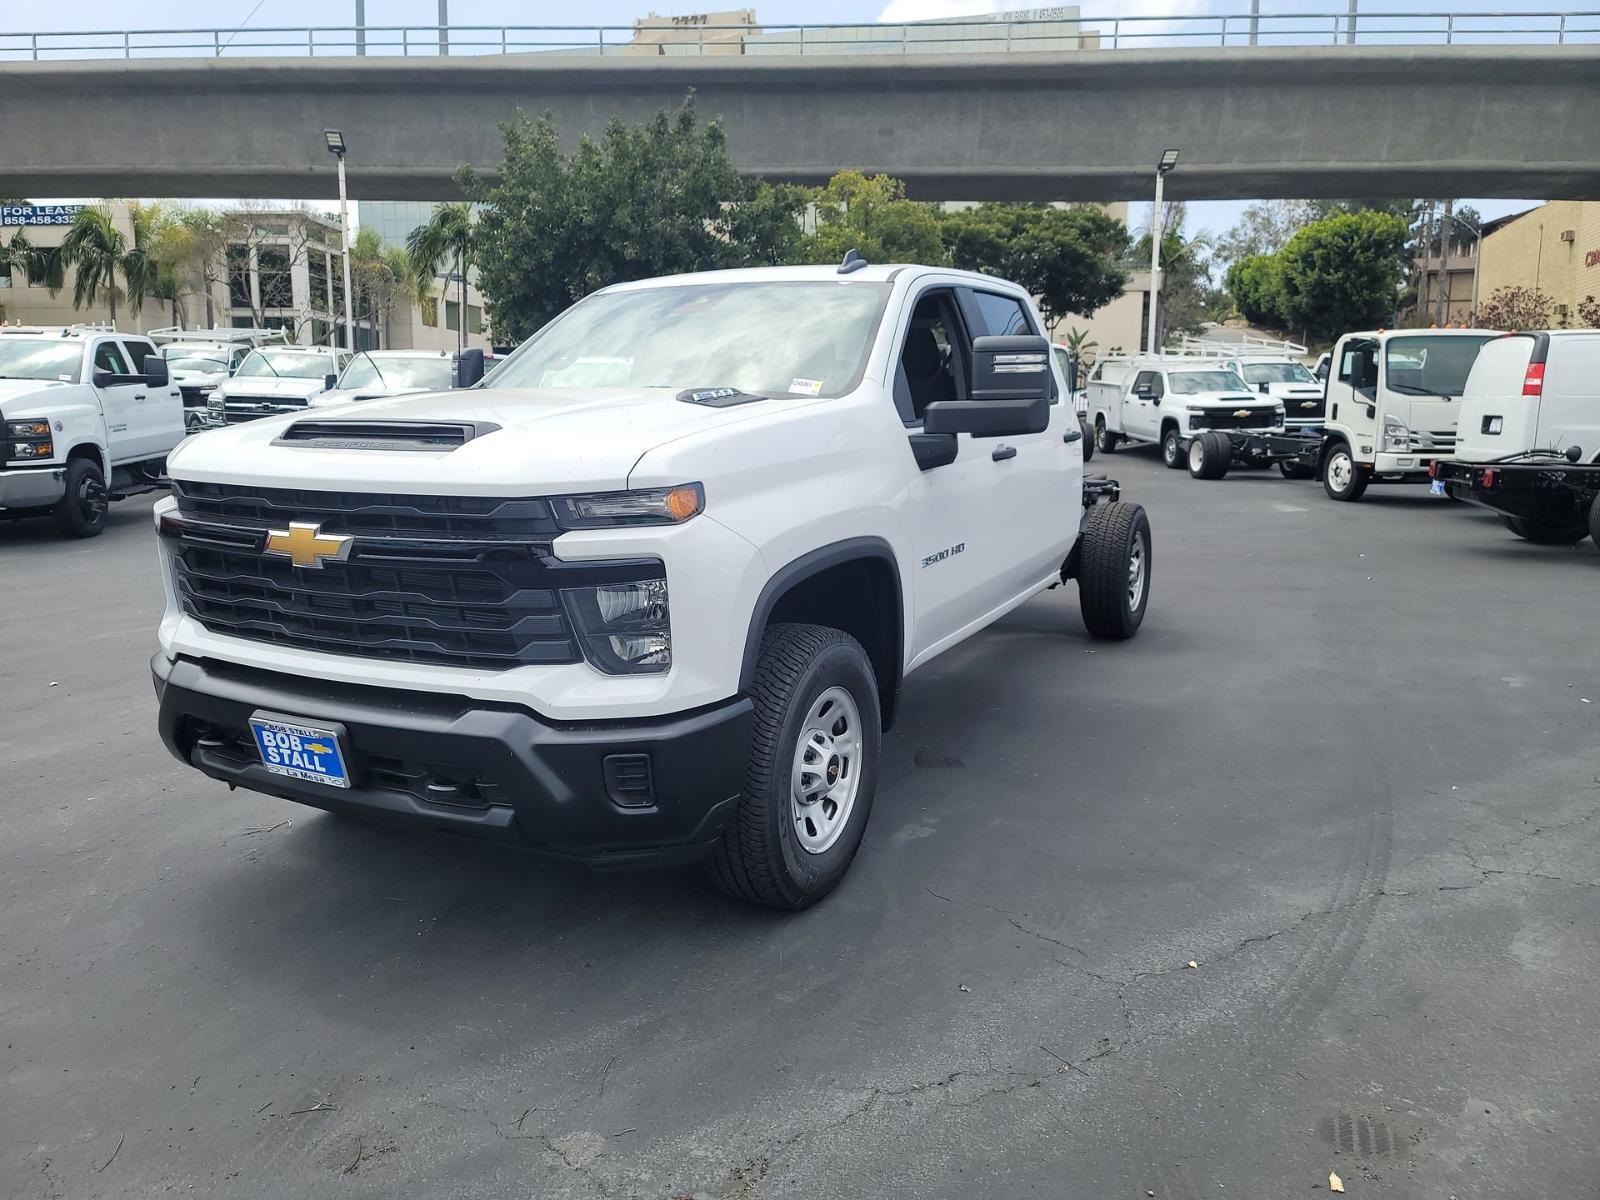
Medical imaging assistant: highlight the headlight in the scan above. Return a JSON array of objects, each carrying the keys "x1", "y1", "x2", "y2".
[
  {"x1": 552, "y1": 484, "x2": 703, "y2": 530},
  {"x1": 7, "y1": 420, "x2": 53, "y2": 460},
  {"x1": 562, "y1": 577, "x2": 671, "y2": 674},
  {"x1": 1381, "y1": 416, "x2": 1411, "y2": 452}
]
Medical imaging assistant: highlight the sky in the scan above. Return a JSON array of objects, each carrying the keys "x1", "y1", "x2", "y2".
[{"x1": 7, "y1": 0, "x2": 1554, "y2": 247}]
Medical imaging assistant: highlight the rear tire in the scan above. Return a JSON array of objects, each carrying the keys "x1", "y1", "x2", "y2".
[
  {"x1": 53, "y1": 457, "x2": 108, "y2": 538},
  {"x1": 1080, "y1": 418, "x2": 1094, "y2": 462},
  {"x1": 1501, "y1": 514, "x2": 1589, "y2": 545},
  {"x1": 1589, "y1": 495, "x2": 1600, "y2": 549},
  {"x1": 1095, "y1": 417, "x2": 1118, "y2": 455},
  {"x1": 707, "y1": 623, "x2": 880, "y2": 910},
  {"x1": 1322, "y1": 444, "x2": 1368, "y2": 502},
  {"x1": 1279, "y1": 460, "x2": 1315, "y2": 480},
  {"x1": 1160, "y1": 427, "x2": 1186, "y2": 469},
  {"x1": 1077, "y1": 501, "x2": 1151, "y2": 640},
  {"x1": 1187, "y1": 430, "x2": 1232, "y2": 480}
]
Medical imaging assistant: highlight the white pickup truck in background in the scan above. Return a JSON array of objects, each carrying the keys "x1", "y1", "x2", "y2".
[
  {"x1": 206, "y1": 343, "x2": 351, "y2": 428},
  {"x1": 152, "y1": 327, "x2": 288, "y2": 433},
  {"x1": 1087, "y1": 354, "x2": 1283, "y2": 466},
  {"x1": 0, "y1": 323, "x2": 183, "y2": 537}
]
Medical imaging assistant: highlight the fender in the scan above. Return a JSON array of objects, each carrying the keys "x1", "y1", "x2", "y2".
[{"x1": 739, "y1": 536, "x2": 905, "y2": 724}]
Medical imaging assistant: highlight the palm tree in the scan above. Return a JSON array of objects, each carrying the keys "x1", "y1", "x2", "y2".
[
  {"x1": 406, "y1": 202, "x2": 474, "y2": 353},
  {"x1": 119, "y1": 202, "x2": 164, "y2": 331},
  {"x1": 1061, "y1": 326, "x2": 1097, "y2": 365},
  {"x1": 60, "y1": 205, "x2": 128, "y2": 324},
  {"x1": 1, "y1": 229, "x2": 64, "y2": 300}
]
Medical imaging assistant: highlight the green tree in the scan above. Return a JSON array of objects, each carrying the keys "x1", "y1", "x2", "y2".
[
  {"x1": 60, "y1": 205, "x2": 128, "y2": 322},
  {"x1": 1060, "y1": 325, "x2": 1097, "y2": 364},
  {"x1": 940, "y1": 203, "x2": 1128, "y2": 324},
  {"x1": 0, "y1": 230, "x2": 64, "y2": 316},
  {"x1": 460, "y1": 96, "x2": 804, "y2": 345},
  {"x1": 1130, "y1": 202, "x2": 1215, "y2": 338},
  {"x1": 1275, "y1": 210, "x2": 1410, "y2": 340},
  {"x1": 1475, "y1": 286, "x2": 1552, "y2": 332},
  {"x1": 120, "y1": 202, "x2": 165, "y2": 331},
  {"x1": 1225, "y1": 253, "x2": 1287, "y2": 327},
  {"x1": 406, "y1": 201, "x2": 475, "y2": 353},
  {"x1": 797, "y1": 171, "x2": 945, "y2": 268},
  {"x1": 1215, "y1": 200, "x2": 1315, "y2": 269}
]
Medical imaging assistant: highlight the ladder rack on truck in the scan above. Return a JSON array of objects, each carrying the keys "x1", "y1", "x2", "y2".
[{"x1": 148, "y1": 326, "x2": 290, "y2": 346}]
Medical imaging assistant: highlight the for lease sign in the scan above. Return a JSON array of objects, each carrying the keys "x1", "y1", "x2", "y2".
[{"x1": 1, "y1": 204, "x2": 85, "y2": 227}]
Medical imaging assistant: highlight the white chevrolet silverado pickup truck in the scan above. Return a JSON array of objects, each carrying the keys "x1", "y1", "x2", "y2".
[
  {"x1": 152, "y1": 262, "x2": 1152, "y2": 908},
  {"x1": 0, "y1": 324, "x2": 183, "y2": 537}
]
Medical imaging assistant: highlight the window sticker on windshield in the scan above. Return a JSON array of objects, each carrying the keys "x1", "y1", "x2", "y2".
[{"x1": 789, "y1": 377, "x2": 824, "y2": 396}]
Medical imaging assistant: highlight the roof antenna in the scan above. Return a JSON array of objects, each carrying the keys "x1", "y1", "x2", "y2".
[{"x1": 837, "y1": 249, "x2": 868, "y2": 275}]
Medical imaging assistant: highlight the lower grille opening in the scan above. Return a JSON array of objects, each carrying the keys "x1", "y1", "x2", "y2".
[{"x1": 603, "y1": 753, "x2": 656, "y2": 809}]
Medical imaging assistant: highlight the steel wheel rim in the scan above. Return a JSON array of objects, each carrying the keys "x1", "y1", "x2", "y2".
[
  {"x1": 1188, "y1": 438, "x2": 1205, "y2": 471},
  {"x1": 1163, "y1": 433, "x2": 1179, "y2": 465},
  {"x1": 79, "y1": 473, "x2": 106, "y2": 522},
  {"x1": 1329, "y1": 452, "x2": 1352, "y2": 491},
  {"x1": 1127, "y1": 534, "x2": 1147, "y2": 610},
  {"x1": 790, "y1": 685, "x2": 863, "y2": 855}
]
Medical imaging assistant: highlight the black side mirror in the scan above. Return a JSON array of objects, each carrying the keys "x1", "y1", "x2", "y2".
[
  {"x1": 323, "y1": 373, "x2": 338, "y2": 392},
  {"x1": 142, "y1": 355, "x2": 170, "y2": 387},
  {"x1": 456, "y1": 349, "x2": 485, "y2": 388},
  {"x1": 91, "y1": 369, "x2": 115, "y2": 388},
  {"x1": 970, "y1": 335, "x2": 1052, "y2": 402},
  {"x1": 1258, "y1": 382, "x2": 1270, "y2": 393}
]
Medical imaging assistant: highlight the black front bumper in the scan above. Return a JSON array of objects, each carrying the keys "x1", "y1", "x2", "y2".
[{"x1": 152, "y1": 654, "x2": 753, "y2": 869}]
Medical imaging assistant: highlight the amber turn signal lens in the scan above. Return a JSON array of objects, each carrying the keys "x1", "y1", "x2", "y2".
[{"x1": 664, "y1": 485, "x2": 703, "y2": 522}]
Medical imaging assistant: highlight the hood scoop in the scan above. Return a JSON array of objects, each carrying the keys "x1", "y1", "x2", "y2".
[{"x1": 274, "y1": 418, "x2": 498, "y2": 452}]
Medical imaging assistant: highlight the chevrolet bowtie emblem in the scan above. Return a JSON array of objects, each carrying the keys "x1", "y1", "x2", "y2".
[
  {"x1": 264, "y1": 521, "x2": 353, "y2": 568},
  {"x1": 1301, "y1": 401, "x2": 1318, "y2": 408},
  {"x1": 1233, "y1": 409, "x2": 1252, "y2": 418}
]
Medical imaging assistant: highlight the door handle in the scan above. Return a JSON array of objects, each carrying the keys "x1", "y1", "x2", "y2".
[
  {"x1": 1062, "y1": 426, "x2": 1083, "y2": 444},
  {"x1": 992, "y1": 445, "x2": 1017, "y2": 462},
  {"x1": 134, "y1": 394, "x2": 147, "y2": 401}
]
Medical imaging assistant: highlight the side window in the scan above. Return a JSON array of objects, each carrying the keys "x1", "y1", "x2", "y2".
[
  {"x1": 93, "y1": 341, "x2": 132, "y2": 379},
  {"x1": 1339, "y1": 344, "x2": 1378, "y2": 398},
  {"x1": 894, "y1": 288, "x2": 970, "y2": 426},
  {"x1": 122, "y1": 339, "x2": 157, "y2": 373},
  {"x1": 1132, "y1": 370, "x2": 1155, "y2": 395},
  {"x1": 1150, "y1": 372, "x2": 1165, "y2": 399},
  {"x1": 970, "y1": 291, "x2": 1035, "y2": 338},
  {"x1": 233, "y1": 349, "x2": 249, "y2": 371}
]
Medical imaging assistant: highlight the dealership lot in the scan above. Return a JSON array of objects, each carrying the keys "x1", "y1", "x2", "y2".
[{"x1": 4, "y1": 451, "x2": 1598, "y2": 1200}]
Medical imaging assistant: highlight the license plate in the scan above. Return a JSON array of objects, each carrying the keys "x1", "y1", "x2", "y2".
[
  {"x1": 1430, "y1": 479, "x2": 1446, "y2": 496},
  {"x1": 248, "y1": 713, "x2": 351, "y2": 788}
]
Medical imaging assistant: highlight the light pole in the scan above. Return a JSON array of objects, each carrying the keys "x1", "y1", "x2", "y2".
[
  {"x1": 325, "y1": 129, "x2": 356, "y2": 352},
  {"x1": 1147, "y1": 148, "x2": 1179, "y2": 355}
]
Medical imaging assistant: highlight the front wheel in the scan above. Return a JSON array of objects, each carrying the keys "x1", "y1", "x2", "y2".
[
  {"x1": 53, "y1": 457, "x2": 108, "y2": 538},
  {"x1": 1095, "y1": 418, "x2": 1118, "y2": 455},
  {"x1": 1077, "y1": 501, "x2": 1151, "y2": 640},
  {"x1": 707, "y1": 623, "x2": 880, "y2": 910},
  {"x1": 1501, "y1": 514, "x2": 1589, "y2": 545},
  {"x1": 1161, "y1": 427, "x2": 1186, "y2": 469},
  {"x1": 1322, "y1": 444, "x2": 1368, "y2": 502}
]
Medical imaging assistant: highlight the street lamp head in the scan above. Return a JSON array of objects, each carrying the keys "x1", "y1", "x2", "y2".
[
  {"x1": 1158, "y1": 148, "x2": 1180, "y2": 174},
  {"x1": 324, "y1": 129, "x2": 347, "y2": 157}
]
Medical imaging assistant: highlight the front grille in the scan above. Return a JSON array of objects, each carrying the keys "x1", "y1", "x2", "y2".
[
  {"x1": 179, "y1": 386, "x2": 210, "y2": 407},
  {"x1": 166, "y1": 482, "x2": 650, "y2": 671},
  {"x1": 224, "y1": 395, "x2": 308, "y2": 424},
  {"x1": 1409, "y1": 430, "x2": 1457, "y2": 453},
  {"x1": 1194, "y1": 407, "x2": 1279, "y2": 431},
  {"x1": 1283, "y1": 393, "x2": 1326, "y2": 419}
]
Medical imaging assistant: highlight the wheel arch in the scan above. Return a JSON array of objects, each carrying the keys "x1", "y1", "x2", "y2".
[
  {"x1": 740, "y1": 537, "x2": 905, "y2": 731},
  {"x1": 65, "y1": 442, "x2": 106, "y2": 477}
]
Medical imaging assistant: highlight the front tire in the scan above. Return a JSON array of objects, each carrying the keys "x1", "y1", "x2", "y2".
[
  {"x1": 1322, "y1": 444, "x2": 1368, "y2": 502},
  {"x1": 1077, "y1": 501, "x2": 1151, "y2": 640},
  {"x1": 53, "y1": 457, "x2": 108, "y2": 538},
  {"x1": 1080, "y1": 418, "x2": 1095, "y2": 462},
  {"x1": 1501, "y1": 514, "x2": 1589, "y2": 544},
  {"x1": 1187, "y1": 430, "x2": 1232, "y2": 480},
  {"x1": 707, "y1": 623, "x2": 880, "y2": 910},
  {"x1": 1095, "y1": 417, "x2": 1118, "y2": 455},
  {"x1": 1160, "y1": 427, "x2": 1186, "y2": 469}
]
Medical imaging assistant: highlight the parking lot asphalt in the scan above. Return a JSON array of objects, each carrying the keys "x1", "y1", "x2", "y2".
[{"x1": 4, "y1": 450, "x2": 1599, "y2": 1200}]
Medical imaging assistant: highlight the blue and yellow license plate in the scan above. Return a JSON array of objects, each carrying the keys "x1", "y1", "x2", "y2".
[{"x1": 248, "y1": 713, "x2": 351, "y2": 789}]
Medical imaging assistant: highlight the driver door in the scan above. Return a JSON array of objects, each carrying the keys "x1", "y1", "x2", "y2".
[
  {"x1": 90, "y1": 339, "x2": 146, "y2": 465},
  {"x1": 1330, "y1": 339, "x2": 1378, "y2": 454}
]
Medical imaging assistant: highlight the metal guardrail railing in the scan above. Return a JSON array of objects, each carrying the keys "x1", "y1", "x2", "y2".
[{"x1": 2, "y1": 11, "x2": 1598, "y2": 61}]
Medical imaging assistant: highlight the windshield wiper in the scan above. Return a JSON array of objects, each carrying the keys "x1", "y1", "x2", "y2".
[{"x1": 1388, "y1": 383, "x2": 1452, "y2": 397}]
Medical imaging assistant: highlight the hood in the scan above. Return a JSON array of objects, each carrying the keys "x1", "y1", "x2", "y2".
[
  {"x1": 216, "y1": 375, "x2": 331, "y2": 400},
  {"x1": 307, "y1": 385, "x2": 430, "y2": 409},
  {"x1": 168, "y1": 385, "x2": 792, "y2": 494},
  {"x1": 1185, "y1": 392, "x2": 1276, "y2": 408},
  {"x1": 172, "y1": 368, "x2": 228, "y2": 387},
  {"x1": 0, "y1": 378, "x2": 69, "y2": 409}
]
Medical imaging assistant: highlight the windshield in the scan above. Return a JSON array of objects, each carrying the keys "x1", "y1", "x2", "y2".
[
  {"x1": 1385, "y1": 335, "x2": 1495, "y2": 398},
  {"x1": 1241, "y1": 362, "x2": 1315, "y2": 385},
  {"x1": 0, "y1": 340, "x2": 82, "y2": 383},
  {"x1": 236, "y1": 349, "x2": 337, "y2": 380},
  {"x1": 1169, "y1": 370, "x2": 1248, "y2": 395},
  {"x1": 486, "y1": 281, "x2": 893, "y2": 397},
  {"x1": 339, "y1": 354, "x2": 455, "y2": 392},
  {"x1": 163, "y1": 350, "x2": 229, "y2": 373}
]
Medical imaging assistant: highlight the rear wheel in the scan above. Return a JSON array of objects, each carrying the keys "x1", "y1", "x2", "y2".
[
  {"x1": 1095, "y1": 417, "x2": 1118, "y2": 455},
  {"x1": 1187, "y1": 430, "x2": 1232, "y2": 480},
  {"x1": 1501, "y1": 514, "x2": 1589, "y2": 544},
  {"x1": 1279, "y1": 460, "x2": 1315, "y2": 480},
  {"x1": 707, "y1": 623, "x2": 880, "y2": 910},
  {"x1": 52, "y1": 457, "x2": 108, "y2": 538},
  {"x1": 1322, "y1": 444, "x2": 1368, "y2": 502},
  {"x1": 1160, "y1": 427, "x2": 1186, "y2": 469},
  {"x1": 1079, "y1": 418, "x2": 1094, "y2": 462},
  {"x1": 1589, "y1": 495, "x2": 1600, "y2": 549},
  {"x1": 1077, "y1": 501, "x2": 1151, "y2": 640}
]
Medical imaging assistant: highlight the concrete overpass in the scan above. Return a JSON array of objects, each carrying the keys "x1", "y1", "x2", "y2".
[{"x1": 1, "y1": 45, "x2": 1597, "y2": 202}]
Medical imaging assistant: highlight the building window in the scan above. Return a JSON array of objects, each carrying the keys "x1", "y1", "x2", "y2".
[
  {"x1": 257, "y1": 246, "x2": 292, "y2": 310},
  {"x1": 309, "y1": 255, "x2": 329, "y2": 311},
  {"x1": 0, "y1": 269, "x2": 11, "y2": 289},
  {"x1": 467, "y1": 303, "x2": 483, "y2": 335},
  {"x1": 27, "y1": 259, "x2": 51, "y2": 288},
  {"x1": 445, "y1": 299, "x2": 460, "y2": 332}
]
